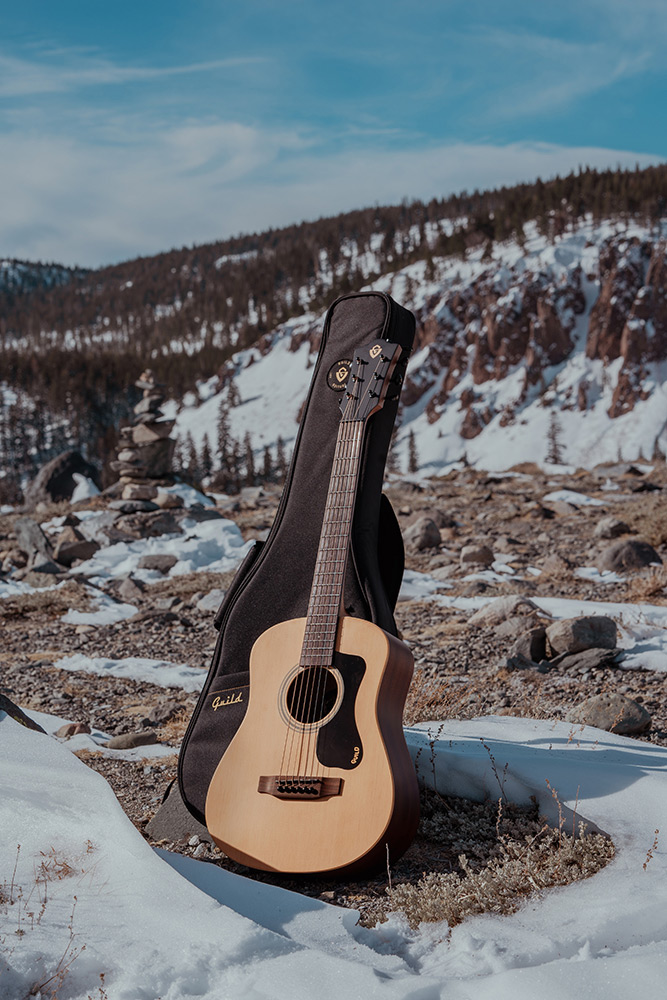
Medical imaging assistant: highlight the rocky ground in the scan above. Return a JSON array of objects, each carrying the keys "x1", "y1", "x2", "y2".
[{"x1": 2, "y1": 460, "x2": 666, "y2": 912}]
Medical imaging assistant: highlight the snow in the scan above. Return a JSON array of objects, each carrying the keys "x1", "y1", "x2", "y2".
[
  {"x1": 3, "y1": 708, "x2": 667, "y2": 999},
  {"x1": 22, "y1": 707, "x2": 176, "y2": 760},
  {"x1": 71, "y1": 514, "x2": 251, "y2": 583},
  {"x1": 60, "y1": 588, "x2": 137, "y2": 626},
  {"x1": 70, "y1": 473, "x2": 100, "y2": 502},
  {"x1": 53, "y1": 653, "x2": 207, "y2": 692},
  {"x1": 542, "y1": 489, "x2": 605, "y2": 507}
]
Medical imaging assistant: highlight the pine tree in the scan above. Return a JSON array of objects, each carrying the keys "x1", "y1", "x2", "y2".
[
  {"x1": 200, "y1": 432, "x2": 213, "y2": 480},
  {"x1": 407, "y1": 429, "x2": 419, "y2": 473},
  {"x1": 275, "y1": 436, "x2": 288, "y2": 481},
  {"x1": 546, "y1": 410, "x2": 564, "y2": 465},
  {"x1": 262, "y1": 445, "x2": 272, "y2": 482},
  {"x1": 243, "y1": 431, "x2": 255, "y2": 487},
  {"x1": 185, "y1": 432, "x2": 200, "y2": 482}
]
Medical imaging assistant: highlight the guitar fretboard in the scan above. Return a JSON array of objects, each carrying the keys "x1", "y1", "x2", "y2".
[{"x1": 300, "y1": 418, "x2": 365, "y2": 667}]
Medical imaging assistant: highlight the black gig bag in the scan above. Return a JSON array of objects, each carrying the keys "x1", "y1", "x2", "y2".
[{"x1": 178, "y1": 291, "x2": 415, "y2": 824}]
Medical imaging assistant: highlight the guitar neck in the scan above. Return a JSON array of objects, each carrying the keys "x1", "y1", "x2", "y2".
[{"x1": 300, "y1": 418, "x2": 365, "y2": 667}]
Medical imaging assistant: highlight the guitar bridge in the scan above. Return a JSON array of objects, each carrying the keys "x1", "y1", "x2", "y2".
[{"x1": 258, "y1": 776, "x2": 343, "y2": 800}]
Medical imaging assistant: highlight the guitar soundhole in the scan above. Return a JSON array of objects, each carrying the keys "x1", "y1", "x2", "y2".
[{"x1": 286, "y1": 667, "x2": 339, "y2": 724}]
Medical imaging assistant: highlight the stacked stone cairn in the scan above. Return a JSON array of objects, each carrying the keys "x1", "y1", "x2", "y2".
[{"x1": 111, "y1": 370, "x2": 179, "y2": 507}]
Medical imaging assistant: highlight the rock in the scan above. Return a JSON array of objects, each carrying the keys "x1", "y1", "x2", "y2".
[
  {"x1": 509, "y1": 626, "x2": 547, "y2": 662},
  {"x1": 546, "y1": 616, "x2": 617, "y2": 656},
  {"x1": 155, "y1": 492, "x2": 185, "y2": 509},
  {"x1": 174, "y1": 505, "x2": 223, "y2": 524},
  {"x1": 145, "y1": 781, "x2": 213, "y2": 844},
  {"x1": 404, "y1": 517, "x2": 441, "y2": 550},
  {"x1": 13, "y1": 516, "x2": 53, "y2": 559},
  {"x1": 594, "y1": 516, "x2": 631, "y2": 539},
  {"x1": 23, "y1": 449, "x2": 100, "y2": 510},
  {"x1": 133, "y1": 394, "x2": 165, "y2": 415},
  {"x1": 122, "y1": 483, "x2": 158, "y2": 501},
  {"x1": 116, "y1": 576, "x2": 146, "y2": 603},
  {"x1": 54, "y1": 535, "x2": 100, "y2": 567},
  {"x1": 137, "y1": 554, "x2": 178, "y2": 573},
  {"x1": 141, "y1": 697, "x2": 183, "y2": 727},
  {"x1": 104, "y1": 730, "x2": 159, "y2": 749},
  {"x1": 114, "y1": 510, "x2": 180, "y2": 538},
  {"x1": 539, "y1": 554, "x2": 572, "y2": 576},
  {"x1": 565, "y1": 693, "x2": 651, "y2": 735},
  {"x1": 505, "y1": 652, "x2": 542, "y2": 672},
  {"x1": 55, "y1": 722, "x2": 91, "y2": 738},
  {"x1": 598, "y1": 539, "x2": 662, "y2": 573},
  {"x1": 468, "y1": 595, "x2": 540, "y2": 626},
  {"x1": 553, "y1": 647, "x2": 624, "y2": 671},
  {"x1": 27, "y1": 554, "x2": 63, "y2": 575},
  {"x1": 131, "y1": 421, "x2": 174, "y2": 444},
  {"x1": 196, "y1": 589, "x2": 226, "y2": 612},
  {"x1": 0, "y1": 694, "x2": 46, "y2": 733},
  {"x1": 460, "y1": 543, "x2": 494, "y2": 567},
  {"x1": 108, "y1": 499, "x2": 160, "y2": 513}
]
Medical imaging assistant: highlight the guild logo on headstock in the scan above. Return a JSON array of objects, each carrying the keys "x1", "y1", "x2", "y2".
[
  {"x1": 327, "y1": 359, "x2": 352, "y2": 392},
  {"x1": 369, "y1": 344, "x2": 382, "y2": 358}
]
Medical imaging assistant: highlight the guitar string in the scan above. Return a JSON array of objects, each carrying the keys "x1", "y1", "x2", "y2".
[
  {"x1": 304, "y1": 419, "x2": 362, "y2": 781},
  {"x1": 306, "y1": 350, "x2": 387, "y2": 780},
  {"x1": 279, "y1": 348, "x2": 393, "y2": 785},
  {"x1": 299, "y1": 416, "x2": 358, "y2": 780},
  {"x1": 279, "y1": 413, "x2": 356, "y2": 780}
]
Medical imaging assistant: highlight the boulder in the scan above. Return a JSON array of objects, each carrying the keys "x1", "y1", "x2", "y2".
[
  {"x1": 137, "y1": 554, "x2": 178, "y2": 573},
  {"x1": 116, "y1": 576, "x2": 146, "y2": 603},
  {"x1": 108, "y1": 499, "x2": 160, "y2": 513},
  {"x1": 104, "y1": 730, "x2": 159, "y2": 749},
  {"x1": 510, "y1": 626, "x2": 547, "y2": 662},
  {"x1": 554, "y1": 647, "x2": 624, "y2": 671},
  {"x1": 54, "y1": 528, "x2": 100, "y2": 567},
  {"x1": 13, "y1": 516, "x2": 53, "y2": 559},
  {"x1": 594, "y1": 516, "x2": 631, "y2": 540},
  {"x1": 23, "y1": 450, "x2": 100, "y2": 510},
  {"x1": 114, "y1": 510, "x2": 180, "y2": 539},
  {"x1": 460, "y1": 543, "x2": 494, "y2": 567},
  {"x1": 155, "y1": 492, "x2": 185, "y2": 510},
  {"x1": 598, "y1": 539, "x2": 662, "y2": 573},
  {"x1": 55, "y1": 722, "x2": 91, "y2": 738},
  {"x1": 468, "y1": 595, "x2": 540, "y2": 626},
  {"x1": 546, "y1": 616, "x2": 617, "y2": 656},
  {"x1": 196, "y1": 588, "x2": 226, "y2": 612},
  {"x1": 404, "y1": 517, "x2": 441, "y2": 550},
  {"x1": 122, "y1": 483, "x2": 158, "y2": 501},
  {"x1": 565, "y1": 693, "x2": 651, "y2": 735}
]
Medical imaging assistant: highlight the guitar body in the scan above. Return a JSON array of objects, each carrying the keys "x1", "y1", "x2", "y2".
[{"x1": 205, "y1": 615, "x2": 419, "y2": 875}]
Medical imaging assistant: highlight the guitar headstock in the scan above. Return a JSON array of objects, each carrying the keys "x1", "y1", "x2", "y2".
[{"x1": 339, "y1": 340, "x2": 403, "y2": 424}]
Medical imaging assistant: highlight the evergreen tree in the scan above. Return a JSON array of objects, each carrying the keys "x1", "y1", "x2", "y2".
[
  {"x1": 243, "y1": 432, "x2": 255, "y2": 486},
  {"x1": 200, "y1": 432, "x2": 213, "y2": 480},
  {"x1": 546, "y1": 410, "x2": 564, "y2": 465},
  {"x1": 262, "y1": 444, "x2": 272, "y2": 482},
  {"x1": 275, "y1": 436, "x2": 288, "y2": 481},
  {"x1": 185, "y1": 432, "x2": 200, "y2": 482},
  {"x1": 407, "y1": 429, "x2": 419, "y2": 474}
]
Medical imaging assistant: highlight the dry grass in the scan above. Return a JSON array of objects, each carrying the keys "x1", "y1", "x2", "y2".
[
  {"x1": 360, "y1": 787, "x2": 615, "y2": 929},
  {"x1": 146, "y1": 569, "x2": 236, "y2": 600},
  {"x1": 0, "y1": 580, "x2": 92, "y2": 619},
  {"x1": 625, "y1": 565, "x2": 667, "y2": 603}
]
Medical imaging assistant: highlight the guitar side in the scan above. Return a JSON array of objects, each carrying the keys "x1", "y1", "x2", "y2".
[{"x1": 205, "y1": 616, "x2": 419, "y2": 875}]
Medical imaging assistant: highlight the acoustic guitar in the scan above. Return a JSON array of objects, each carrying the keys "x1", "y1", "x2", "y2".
[{"x1": 205, "y1": 339, "x2": 420, "y2": 875}]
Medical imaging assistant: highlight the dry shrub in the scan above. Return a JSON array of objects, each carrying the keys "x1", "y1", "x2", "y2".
[
  {"x1": 626, "y1": 565, "x2": 667, "y2": 603},
  {"x1": 158, "y1": 709, "x2": 192, "y2": 743},
  {"x1": 404, "y1": 669, "x2": 473, "y2": 725},
  {"x1": 360, "y1": 787, "x2": 614, "y2": 928},
  {"x1": 0, "y1": 580, "x2": 92, "y2": 619}
]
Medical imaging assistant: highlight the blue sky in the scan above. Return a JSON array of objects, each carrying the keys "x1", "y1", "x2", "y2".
[{"x1": 1, "y1": 0, "x2": 666, "y2": 267}]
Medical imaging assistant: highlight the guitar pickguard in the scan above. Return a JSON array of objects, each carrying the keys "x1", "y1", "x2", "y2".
[{"x1": 316, "y1": 650, "x2": 365, "y2": 769}]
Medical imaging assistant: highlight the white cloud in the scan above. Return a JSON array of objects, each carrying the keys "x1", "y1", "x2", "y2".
[
  {"x1": 0, "y1": 122, "x2": 662, "y2": 267},
  {"x1": 0, "y1": 52, "x2": 264, "y2": 97}
]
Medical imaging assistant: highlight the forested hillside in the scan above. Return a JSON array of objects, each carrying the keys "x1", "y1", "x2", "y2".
[{"x1": 2, "y1": 163, "x2": 667, "y2": 502}]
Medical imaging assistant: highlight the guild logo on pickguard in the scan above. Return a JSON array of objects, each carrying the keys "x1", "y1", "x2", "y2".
[
  {"x1": 369, "y1": 344, "x2": 382, "y2": 358},
  {"x1": 327, "y1": 359, "x2": 352, "y2": 392}
]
